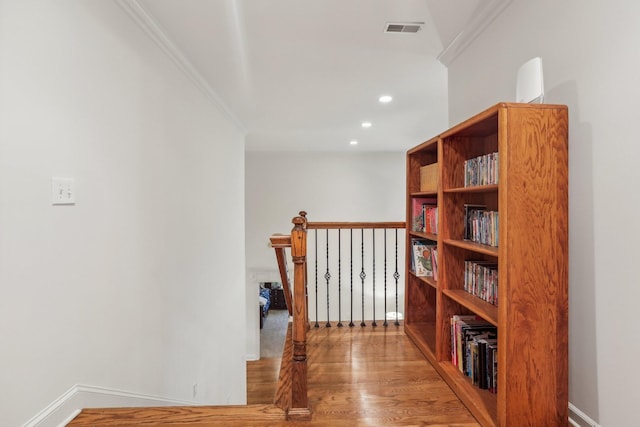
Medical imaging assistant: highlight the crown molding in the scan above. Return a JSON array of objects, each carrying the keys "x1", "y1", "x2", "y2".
[
  {"x1": 437, "y1": 0, "x2": 513, "y2": 67},
  {"x1": 113, "y1": 0, "x2": 246, "y2": 133}
]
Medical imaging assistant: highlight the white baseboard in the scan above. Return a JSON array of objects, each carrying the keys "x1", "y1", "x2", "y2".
[
  {"x1": 23, "y1": 384, "x2": 194, "y2": 427},
  {"x1": 24, "y1": 386, "x2": 601, "y2": 427},
  {"x1": 569, "y1": 402, "x2": 601, "y2": 427}
]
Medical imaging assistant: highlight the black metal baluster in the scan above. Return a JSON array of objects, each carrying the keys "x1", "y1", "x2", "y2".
[
  {"x1": 325, "y1": 229, "x2": 331, "y2": 327},
  {"x1": 384, "y1": 229, "x2": 388, "y2": 327},
  {"x1": 371, "y1": 229, "x2": 377, "y2": 327},
  {"x1": 349, "y1": 229, "x2": 354, "y2": 327},
  {"x1": 394, "y1": 228, "x2": 401, "y2": 326},
  {"x1": 337, "y1": 229, "x2": 343, "y2": 327},
  {"x1": 314, "y1": 229, "x2": 319, "y2": 328},
  {"x1": 360, "y1": 228, "x2": 366, "y2": 327}
]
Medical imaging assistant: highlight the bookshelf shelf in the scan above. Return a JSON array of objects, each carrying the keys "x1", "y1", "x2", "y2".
[
  {"x1": 444, "y1": 184, "x2": 498, "y2": 194},
  {"x1": 409, "y1": 272, "x2": 437, "y2": 289},
  {"x1": 404, "y1": 103, "x2": 568, "y2": 427},
  {"x1": 443, "y1": 239, "x2": 499, "y2": 257},
  {"x1": 442, "y1": 289, "x2": 498, "y2": 326},
  {"x1": 409, "y1": 230, "x2": 438, "y2": 241},
  {"x1": 411, "y1": 191, "x2": 438, "y2": 197},
  {"x1": 404, "y1": 322, "x2": 437, "y2": 359},
  {"x1": 438, "y1": 362, "x2": 498, "y2": 427}
]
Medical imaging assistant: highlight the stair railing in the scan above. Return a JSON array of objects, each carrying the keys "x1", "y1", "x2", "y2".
[
  {"x1": 304, "y1": 215, "x2": 405, "y2": 327},
  {"x1": 269, "y1": 212, "x2": 406, "y2": 421},
  {"x1": 269, "y1": 233, "x2": 293, "y2": 317}
]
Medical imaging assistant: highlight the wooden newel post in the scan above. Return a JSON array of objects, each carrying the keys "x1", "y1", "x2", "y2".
[
  {"x1": 298, "y1": 211, "x2": 310, "y2": 331},
  {"x1": 289, "y1": 215, "x2": 311, "y2": 420}
]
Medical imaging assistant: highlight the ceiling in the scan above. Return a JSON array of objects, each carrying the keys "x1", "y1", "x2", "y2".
[{"x1": 124, "y1": 0, "x2": 509, "y2": 151}]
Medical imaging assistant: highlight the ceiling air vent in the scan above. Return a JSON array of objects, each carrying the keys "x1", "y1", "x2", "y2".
[{"x1": 384, "y1": 22, "x2": 424, "y2": 33}]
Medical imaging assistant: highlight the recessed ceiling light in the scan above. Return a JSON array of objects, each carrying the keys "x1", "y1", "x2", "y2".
[
  {"x1": 361, "y1": 122, "x2": 372, "y2": 128},
  {"x1": 350, "y1": 140, "x2": 358, "y2": 146},
  {"x1": 379, "y1": 95, "x2": 392, "y2": 103}
]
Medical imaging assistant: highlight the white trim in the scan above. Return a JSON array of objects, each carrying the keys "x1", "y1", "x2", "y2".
[
  {"x1": 437, "y1": 0, "x2": 513, "y2": 67},
  {"x1": 568, "y1": 402, "x2": 601, "y2": 427},
  {"x1": 23, "y1": 384, "x2": 194, "y2": 427},
  {"x1": 23, "y1": 386, "x2": 603, "y2": 427},
  {"x1": 57, "y1": 410, "x2": 81, "y2": 427},
  {"x1": 24, "y1": 386, "x2": 78, "y2": 427},
  {"x1": 112, "y1": 0, "x2": 247, "y2": 133}
]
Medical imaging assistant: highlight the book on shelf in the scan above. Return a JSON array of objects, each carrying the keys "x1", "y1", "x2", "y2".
[
  {"x1": 487, "y1": 340, "x2": 498, "y2": 393},
  {"x1": 411, "y1": 238, "x2": 436, "y2": 277},
  {"x1": 469, "y1": 336, "x2": 498, "y2": 392},
  {"x1": 424, "y1": 204, "x2": 438, "y2": 234},
  {"x1": 464, "y1": 260, "x2": 498, "y2": 306},
  {"x1": 464, "y1": 204, "x2": 485, "y2": 241},
  {"x1": 464, "y1": 204, "x2": 498, "y2": 247},
  {"x1": 412, "y1": 197, "x2": 437, "y2": 233},
  {"x1": 464, "y1": 152, "x2": 499, "y2": 187},
  {"x1": 451, "y1": 315, "x2": 485, "y2": 368},
  {"x1": 476, "y1": 337, "x2": 497, "y2": 390},
  {"x1": 450, "y1": 315, "x2": 482, "y2": 366},
  {"x1": 431, "y1": 247, "x2": 439, "y2": 282},
  {"x1": 450, "y1": 315, "x2": 497, "y2": 393}
]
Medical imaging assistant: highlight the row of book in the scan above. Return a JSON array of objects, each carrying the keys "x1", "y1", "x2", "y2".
[
  {"x1": 464, "y1": 152, "x2": 499, "y2": 187},
  {"x1": 411, "y1": 197, "x2": 438, "y2": 234},
  {"x1": 464, "y1": 261, "x2": 498, "y2": 306},
  {"x1": 410, "y1": 238, "x2": 438, "y2": 280},
  {"x1": 464, "y1": 204, "x2": 498, "y2": 247},
  {"x1": 451, "y1": 315, "x2": 497, "y2": 393}
]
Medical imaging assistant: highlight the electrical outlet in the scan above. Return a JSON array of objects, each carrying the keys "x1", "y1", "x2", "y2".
[{"x1": 51, "y1": 177, "x2": 75, "y2": 205}]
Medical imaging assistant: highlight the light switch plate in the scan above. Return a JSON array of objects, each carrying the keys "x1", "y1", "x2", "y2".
[{"x1": 52, "y1": 177, "x2": 75, "y2": 205}]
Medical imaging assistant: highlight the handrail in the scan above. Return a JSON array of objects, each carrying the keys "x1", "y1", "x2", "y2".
[
  {"x1": 306, "y1": 221, "x2": 405, "y2": 230},
  {"x1": 269, "y1": 234, "x2": 293, "y2": 316}
]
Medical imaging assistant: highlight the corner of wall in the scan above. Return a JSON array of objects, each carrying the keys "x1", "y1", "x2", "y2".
[
  {"x1": 569, "y1": 403, "x2": 601, "y2": 427},
  {"x1": 23, "y1": 385, "x2": 194, "y2": 427}
]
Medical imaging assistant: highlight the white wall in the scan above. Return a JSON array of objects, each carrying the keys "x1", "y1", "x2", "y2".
[
  {"x1": 245, "y1": 151, "x2": 407, "y2": 358},
  {"x1": 0, "y1": 1, "x2": 246, "y2": 425},
  {"x1": 447, "y1": 1, "x2": 640, "y2": 425}
]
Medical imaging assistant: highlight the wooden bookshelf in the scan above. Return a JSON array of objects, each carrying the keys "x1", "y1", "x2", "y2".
[
  {"x1": 404, "y1": 103, "x2": 568, "y2": 427},
  {"x1": 409, "y1": 230, "x2": 438, "y2": 242},
  {"x1": 405, "y1": 322, "x2": 437, "y2": 360}
]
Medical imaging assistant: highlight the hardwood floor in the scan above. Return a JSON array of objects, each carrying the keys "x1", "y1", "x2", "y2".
[
  {"x1": 247, "y1": 356, "x2": 281, "y2": 405},
  {"x1": 293, "y1": 324, "x2": 479, "y2": 426},
  {"x1": 70, "y1": 325, "x2": 479, "y2": 426}
]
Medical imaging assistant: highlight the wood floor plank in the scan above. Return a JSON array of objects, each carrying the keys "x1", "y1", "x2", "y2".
[
  {"x1": 70, "y1": 325, "x2": 480, "y2": 426},
  {"x1": 247, "y1": 357, "x2": 281, "y2": 404},
  {"x1": 301, "y1": 324, "x2": 479, "y2": 426},
  {"x1": 68, "y1": 404, "x2": 286, "y2": 426}
]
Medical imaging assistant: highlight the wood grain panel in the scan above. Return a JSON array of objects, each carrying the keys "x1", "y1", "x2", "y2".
[
  {"x1": 404, "y1": 276, "x2": 436, "y2": 323},
  {"x1": 498, "y1": 106, "x2": 568, "y2": 426},
  {"x1": 69, "y1": 405, "x2": 286, "y2": 426}
]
